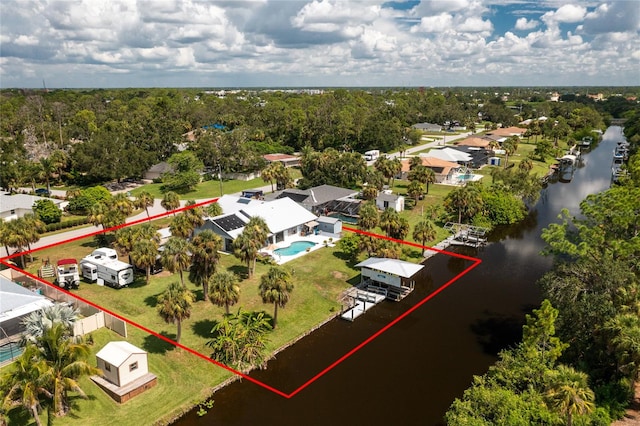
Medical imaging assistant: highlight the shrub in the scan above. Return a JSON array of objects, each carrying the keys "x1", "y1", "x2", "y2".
[{"x1": 33, "y1": 199, "x2": 62, "y2": 224}]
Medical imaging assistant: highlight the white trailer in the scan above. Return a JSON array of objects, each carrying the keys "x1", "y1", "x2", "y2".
[
  {"x1": 55, "y1": 258, "x2": 80, "y2": 289},
  {"x1": 80, "y1": 248, "x2": 134, "y2": 288},
  {"x1": 364, "y1": 150, "x2": 380, "y2": 161}
]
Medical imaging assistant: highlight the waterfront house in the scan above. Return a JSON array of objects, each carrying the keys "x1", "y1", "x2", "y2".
[
  {"x1": 355, "y1": 257, "x2": 425, "y2": 301},
  {"x1": 398, "y1": 157, "x2": 461, "y2": 183},
  {"x1": 195, "y1": 197, "x2": 319, "y2": 252}
]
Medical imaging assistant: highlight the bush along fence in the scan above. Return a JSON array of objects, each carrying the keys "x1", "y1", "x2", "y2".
[{"x1": 45, "y1": 217, "x2": 90, "y2": 232}]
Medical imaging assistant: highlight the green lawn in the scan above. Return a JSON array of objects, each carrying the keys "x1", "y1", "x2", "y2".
[{"x1": 11, "y1": 238, "x2": 361, "y2": 425}]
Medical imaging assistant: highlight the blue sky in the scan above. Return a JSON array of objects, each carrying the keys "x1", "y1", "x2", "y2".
[{"x1": 1, "y1": 0, "x2": 638, "y2": 88}]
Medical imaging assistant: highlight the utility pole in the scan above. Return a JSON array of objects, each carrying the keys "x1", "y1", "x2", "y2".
[{"x1": 218, "y1": 164, "x2": 223, "y2": 196}]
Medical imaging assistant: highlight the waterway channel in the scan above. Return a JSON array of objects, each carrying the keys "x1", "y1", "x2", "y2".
[{"x1": 175, "y1": 126, "x2": 623, "y2": 426}]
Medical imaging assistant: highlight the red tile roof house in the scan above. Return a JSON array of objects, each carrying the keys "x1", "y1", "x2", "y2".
[
  {"x1": 263, "y1": 153, "x2": 301, "y2": 168},
  {"x1": 398, "y1": 157, "x2": 462, "y2": 183}
]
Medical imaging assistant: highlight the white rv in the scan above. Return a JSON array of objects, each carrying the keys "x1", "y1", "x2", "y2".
[
  {"x1": 364, "y1": 150, "x2": 380, "y2": 161},
  {"x1": 80, "y1": 248, "x2": 134, "y2": 289}
]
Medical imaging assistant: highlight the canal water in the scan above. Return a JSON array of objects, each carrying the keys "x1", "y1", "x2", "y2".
[{"x1": 175, "y1": 127, "x2": 622, "y2": 426}]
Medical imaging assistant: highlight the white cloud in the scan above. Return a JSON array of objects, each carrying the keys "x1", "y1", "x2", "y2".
[
  {"x1": 582, "y1": 2, "x2": 640, "y2": 34},
  {"x1": 515, "y1": 17, "x2": 538, "y2": 30},
  {"x1": 411, "y1": 13, "x2": 454, "y2": 33},
  {"x1": 541, "y1": 4, "x2": 587, "y2": 27},
  {"x1": 457, "y1": 16, "x2": 493, "y2": 33},
  {"x1": 0, "y1": 0, "x2": 637, "y2": 87}
]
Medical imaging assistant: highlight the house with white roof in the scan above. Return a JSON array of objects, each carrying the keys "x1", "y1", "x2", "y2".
[
  {"x1": 0, "y1": 275, "x2": 53, "y2": 339},
  {"x1": 93, "y1": 341, "x2": 157, "y2": 403},
  {"x1": 355, "y1": 257, "x2": 425, "y2": 301},
  {"x1": 1, "y1": 192, "x2": 64, "y2": 222},
  {"x1": 195, "y1": 197, "x2": 319, "y2": 252},
  {"x1": 421, "y1": 148, "x2": 473, "y2": 165}
]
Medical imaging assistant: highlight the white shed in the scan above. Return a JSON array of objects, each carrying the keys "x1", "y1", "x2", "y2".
[
  {"x1": 96, "y1": 341, "x2": 149, "y2": 387},
  {"x1": 93, "y1": 341, "x2": 157, "y2": 403}
]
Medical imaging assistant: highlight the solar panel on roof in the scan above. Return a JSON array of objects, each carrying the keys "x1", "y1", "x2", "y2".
[{"x1": 213, "y1": 215, "x2": 246, "y2": 232}]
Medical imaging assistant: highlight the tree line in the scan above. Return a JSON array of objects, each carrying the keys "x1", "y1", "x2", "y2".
[{"x1": 1, "y1": 87, "x2": 623, "y2": 192}]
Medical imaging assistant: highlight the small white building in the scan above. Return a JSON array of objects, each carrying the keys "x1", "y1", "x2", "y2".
[
  {"x1": 93, "y1": 341, "x2": 157, "y2": 403},
  {"x1": 376, "y1": 192, "x2": 405, "y2": 212},
  {"x1": 355, "y1": 257, "x2": 425, "y2": 301}
]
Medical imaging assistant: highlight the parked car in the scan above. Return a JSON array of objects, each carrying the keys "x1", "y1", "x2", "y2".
[{"x1": 35, "y1": 188, "x2": 50, "y2": 196}]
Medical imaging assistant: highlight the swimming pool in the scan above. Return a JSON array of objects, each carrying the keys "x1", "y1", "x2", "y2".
[
  {"x1": 274, "y1": 241, "x2": 316, "y2": 256},
  {"x1": 0, "y1": 342, "x2": 23, "y2": 364}
]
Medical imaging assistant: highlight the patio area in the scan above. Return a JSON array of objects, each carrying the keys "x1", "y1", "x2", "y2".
[{"x1": 261, "y1": 233, "x2": 340, "y2": 265}]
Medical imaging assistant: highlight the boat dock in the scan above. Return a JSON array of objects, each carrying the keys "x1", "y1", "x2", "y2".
[{"x1": 340, "y1": 288, "x2": 386, "y2": 321}]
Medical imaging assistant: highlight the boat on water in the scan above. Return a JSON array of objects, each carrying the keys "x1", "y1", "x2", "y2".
[
  {"x1": 557, "y1": 154, "x2": 577, "y2": 183},
  {"x1": 579, "y1": 136, "x2": 593, "y2": 147}
]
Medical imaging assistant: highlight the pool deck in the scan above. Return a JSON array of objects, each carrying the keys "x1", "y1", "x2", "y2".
[{"x1": 261, "y1": 234, "x2": 340, "y2": 265}]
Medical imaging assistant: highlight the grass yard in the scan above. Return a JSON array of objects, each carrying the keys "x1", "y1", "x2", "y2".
[
  {"x1": 5, "y1": 326, "x2": 232, "y2": 426},
  {"x1": 10, "y1": 234, "x2": 361, "y2": 425}
]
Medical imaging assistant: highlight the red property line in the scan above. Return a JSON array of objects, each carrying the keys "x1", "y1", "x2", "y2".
[{"x1": 0, "y1": 201, "x2": 481, "y2": 399}]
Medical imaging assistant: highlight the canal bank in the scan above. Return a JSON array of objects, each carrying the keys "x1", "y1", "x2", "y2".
[{"x1": 174, "y1": 127, "x2": 622, "y2": 426}]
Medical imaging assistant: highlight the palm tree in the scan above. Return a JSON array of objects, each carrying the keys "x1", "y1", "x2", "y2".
[
  {"x1": 357, "y1": 202, "x2": 379, "y2": 231},
  {"x1": 518, "y1": 157, "x2": 534, "y2": 173},
  {"x1": 206, "y1": 202, "x2": 223, "y2": 217},
  {"x1": 20, "y1": 304, "x2": 78, "y2": 345},
  {"x1": 390, "y1": 217, "x2": 410, "y2": 240},
  {"x1": 37, "y1": 323, "x2": 100, "y2": 417},
  {"x1": 38, "y1": 157, "x2": 55, "y2": 194},
  {"x1": 169, "y1": 213, "x2": 193, "y2": 239},
  {"x1": 184, "y1": 200, "x2": 204, "y2": 232},
  {"x1": 114, "y1": 227, "x2": 136, "y2": 261},
  {"x1": 388, "y1": 157, "x2": 402, "y2": 188},
  {"x1": 409, "y1": 156, "x2": 422, "y2": 170},
  {"x1": 413, "y1": 219, "x2": 437, "y2": 255},
  {"x1": 161, "y1": 236, "x2": 192, "y2": 287},
  {"x1": 261, "y1": 161, "x2": 278, "y2": 192},
  {"x1": 259, "y1": 266, "x2": 293, "y2": 329},
  {"x1": 87, "y1": 202, "x2": 107, "y2": 230},
  {"x1": 111, "y1": 193, "x2": 134, "y2": 217},
  {"x1": 19, "y1": 214, "x2": 45, "y2": 263},
  {"x1": 190, "y1": 230, "x2": 223, "y2": 301},
  {"x1": 1, "y1": 345, "x2": 48, "y2": 426},
  {"x1": 157, "y1": 281, "x2": 194, "y2": 343},
  {"x1": 423, "y1": 168, "x2": 436, "y2": 194},
  {"x1": 130, "y1": 239, "x2": 159, "y2": 284},
  {"x1": 208, "y1": 270, "x2": 240, "y2": 314},
  {"x1": 161, "y1": 191, "x2": 180, "y2": 216},
  {"x1": 545, "y1": 365, "x2": 595, "y2": 426},
  {"x1": 361, "y1": 185, "x2": 378, "y2": 201},
  {"x1": 379, "y1": 208, "x2": 400, "y2": 237},
  {"x1": 5, "y1": 219, "x2": 30, "y2": 268},
  {"x1": 233, "y1": 232, "x2": 260, "y2": 279},
  {"x1": 502, "y1": 137, "x2": 518, "y2": 169},
  {"x1": 240, "y1": 216, "x2": 270, "y2": 277},
  {"x1": 407, "y1": 180, "x2": 424, "y2": 203},
  {"x1": 443, "y1": 183, "x2": 484, "y2": 224},
  {"x1": 135, "y1": 191, "x2": 155, "y2": 218}
]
